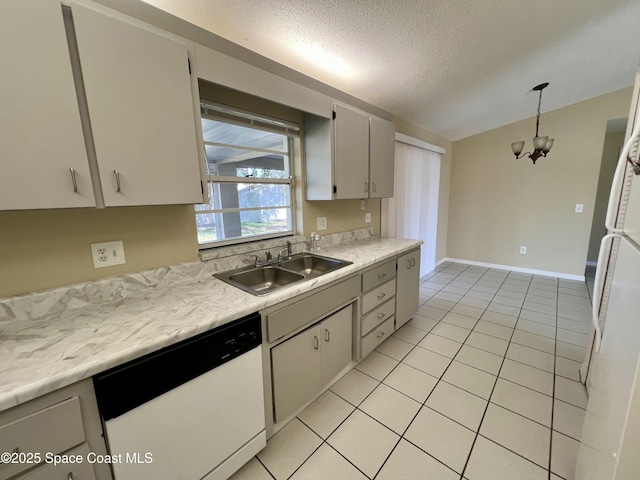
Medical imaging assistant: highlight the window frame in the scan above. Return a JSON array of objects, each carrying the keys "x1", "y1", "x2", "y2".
[{"x1": 196, "y1": 102, "x2": 297, "y2": 249}]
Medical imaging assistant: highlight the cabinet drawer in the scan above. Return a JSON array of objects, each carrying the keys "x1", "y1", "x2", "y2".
[
  {"x1": 360, "y1": 316, "x2": 395, "y2": 358},
  {"x1": 0, "y1": 397, "x2": 85, "y2": 480},
  {"x1": 267, "y1": 275, "x2": 359, "y2": 342},
  {"x1": 361, "y1": 300, "x2": 395, "y2": 337},
  {"x1": 362, "y1": 260, "x2": 395, "y2": 292},
  {"x1": 16, "y1": 443, "x2": 96, "y2": 480},
  {"x1": 362, "y1": 279, "x2": 396, "y2": 314}
]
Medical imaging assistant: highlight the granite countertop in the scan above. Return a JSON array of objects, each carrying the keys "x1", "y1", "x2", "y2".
[{"x1": 0, "y1": 236, "x2": 421, "y2": 413}]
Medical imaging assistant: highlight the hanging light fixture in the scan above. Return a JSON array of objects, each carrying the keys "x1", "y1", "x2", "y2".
[{"x1": 511, "y1": 82, "x2": 554, "y2": 164}]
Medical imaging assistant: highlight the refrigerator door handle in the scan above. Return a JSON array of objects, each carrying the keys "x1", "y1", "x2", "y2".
[
  {"x1": 593, "y1": 233, "x2": 624, "y2": 352},
  {"x1": 605, "y1": 120, "x2": 640, "y2": 232}
]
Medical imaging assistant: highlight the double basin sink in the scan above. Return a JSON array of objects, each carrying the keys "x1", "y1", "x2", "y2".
[{"x1": 215, "y1": 253, "x2": 352, "y2": 295}]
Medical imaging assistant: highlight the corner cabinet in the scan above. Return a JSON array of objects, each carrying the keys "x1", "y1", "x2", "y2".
[
  {"x1": 395, "y1": 248, "x2": 421, "y2": 329},
  {"x1": 305, "y1": 104, "x2": 395, "y2": 200}
]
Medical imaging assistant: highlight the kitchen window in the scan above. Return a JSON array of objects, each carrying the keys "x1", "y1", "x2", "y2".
[{"x1": 196, "y1": 103, "x2": 297, "y2": 248}]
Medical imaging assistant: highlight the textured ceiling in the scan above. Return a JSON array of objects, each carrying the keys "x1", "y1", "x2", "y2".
[{"x1": 142, "y1": 0, "x2": 640, "y2": 141}]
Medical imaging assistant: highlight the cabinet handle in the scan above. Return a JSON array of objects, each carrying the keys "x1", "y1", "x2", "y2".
[
  {"x1": 69, "y1": 168, "x2": 78, "y2": 193},
  {"x1": 377, "y1": 293, "x2": 386, "y2": 299},
  {"x1": 372, "y1": 182, "x2": 377, "y2": 192},
  {"x1": 114, "y1": 170, "x2": 121, "y2": 192},
  {"x1": 325, "y1": 329, "x2": 330, "y2": 342},
  {"x1": 411, "y1": 258, "x2": 416, "y2": 267},
  {"x1": 406, "y1": 260, "x2": 411, "y2": 269},
  {"x1": 364, "y1": 181, "x2": 369, "y2": 193},
  {"x1": 314, "y1": 336, "x2": 319, "y2": 349},
  {"x1": 377, "y1": 313, "x2": 386, "y2": 319},
  {"x1": 68, "y1": 473, "x2": 74, "y2": 480},
  {"x1": 376, "y1": 331, "x2": 385, "y2": 338},
  {"x1": 378, "y1": 272, "x2": 386, "y2": 279}
]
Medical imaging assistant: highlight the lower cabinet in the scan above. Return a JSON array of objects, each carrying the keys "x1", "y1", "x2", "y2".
[
  {"x1": 271, "y1": 306, "x2": 352, "y2": 422},
  {"x1": 396, "y1": 248, "x2": 421, "y2": 329},
  {"x1": 16, "y1": 444, "x2": 96, "y2": 480}
]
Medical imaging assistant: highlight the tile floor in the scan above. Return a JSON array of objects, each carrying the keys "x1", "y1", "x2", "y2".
[{"x1": 231, "y1": 262, "x2": 592, "y2": 480}]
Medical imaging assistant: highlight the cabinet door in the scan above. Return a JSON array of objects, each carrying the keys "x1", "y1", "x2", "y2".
[
  {"x1": 71, "y1": 1, "x2": 203, "y2": 206},
  {"x1": 333, "y1": 104, "x2": 369, "y2": 199},
  {"x1": 16, "y1": 443, "x2": 96, "y2": 480},
  {"x1": 369, "y1": 116, "x2": 395, "y2": 198},
  {"x1": 271, "y1": 325, "x2": 322, "y2": 422},
  {"x1": 396, "y1": 249, "x2": 421, "y2": 329},
  {"x1": 0, "y1": 0, "x2": 94, "y2": 210},
  {"x1": 321, "y1": 306, "x2": 353, "y2": 385}
]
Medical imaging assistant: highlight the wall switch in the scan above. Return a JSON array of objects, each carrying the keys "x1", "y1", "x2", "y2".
[
  {"x1": 575, "y1": 204, "x2": 584, "y2": 213},
  {"x1": 360, "y1": 199, "x2": 365, "y2": 211},
  {"x1": 317, "y1": 217, "x2": 327, "y2": 230},
  {"x1": 520, "y1": 246, "x2": 527, "y2": 254},
  {"x1": 91, "y1": 240, "x2": 126, "y2": 268},
  {"x1": 365, "y1": 212, "x2": 372, "y2": 223}
]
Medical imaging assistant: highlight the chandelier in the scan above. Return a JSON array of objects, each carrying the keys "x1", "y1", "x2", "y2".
[{"x1": 511, "y1": 83, "x2": 554, "y2": 164}]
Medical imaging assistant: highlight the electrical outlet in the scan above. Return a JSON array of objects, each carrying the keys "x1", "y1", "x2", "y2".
[
  {"x1": 91, "y1": 241, "x2": 126, "y2": 268},
  {"x1": 575, "y1": 204, "x2": 584, "y2": 213},
  {"x1": 317, "y1": 217, "x2": 327, "y2": 230},
  {"x1": 520, "y1": 246, "x2": 527, "y2": 254},
  {"x1": 365, "y1": 212, "x2": 372, "y2": 223},
  {"x1": 360, "y1": 199, "x2": 365, "y2": 211}
]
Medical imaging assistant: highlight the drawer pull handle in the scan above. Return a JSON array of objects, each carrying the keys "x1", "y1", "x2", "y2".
[
  {"x1": 377, "y1": 293, "x2": 386, "y2": 299},
  {"x1": 376, "y1": 331, "x2": 385, "y2": 338},
  {"x1": 372, "y1": 182, "x2": 377, "y2": 192},
  {"x1": 325, "y1": 329, "x2": 330, "y2": 342},
  {"x1": 114, "y1": 170, "x2": 121, "y2": 192},
  {"x1": 69, "y1": 167, "x2": 78, "y2": 192},
  {"x1": 411, "y1": 258, "x2": 416, "y2": 267},
  {"x1": 378, "y1": 272, "x2": 386, "y2": 279},
  {"x1": 377, "y1": 313, "x2": 386, "y2": 319},
  {"x1": 406, "y1": 260, "x2": 411, "y2": 269},
  {"x1": 314, "y1": 336, "x2": 319, "y2": 349},
  {"x1": 68, "y1": 473, "x2": 74, "y2": 480},
  {"x1": 364, "y1": 181, "x2": 369, "y2": 192}
]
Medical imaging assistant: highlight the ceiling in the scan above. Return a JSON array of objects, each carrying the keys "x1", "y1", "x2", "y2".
[{"x1": 142, "y1": 0, "x2": 640, "y2": 141}]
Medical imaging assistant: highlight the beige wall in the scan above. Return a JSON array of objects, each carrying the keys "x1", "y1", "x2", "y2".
[
  {"x1": 392, "y1": 118, "x2": 453, "y2": 263},
  {"x1": 586, "y1": 130, "x2": 626, "y2": 263},
  {"x1": 448, "y1": 87, "x2": 633, "y2": 276}
]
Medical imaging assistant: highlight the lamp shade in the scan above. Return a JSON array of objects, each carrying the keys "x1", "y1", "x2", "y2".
[
  {"x1": 511, "y1": 141, "x2": 525, "y2": 156},
  {"x1": 533, "y1": 136, "x2": 548, "y2": 150},
  {"x1": 543, "y1": 138, "x2": 554, "y2": 153}
]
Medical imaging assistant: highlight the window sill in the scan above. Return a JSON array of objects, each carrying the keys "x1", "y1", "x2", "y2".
[{"x1": 199, "y1": 235, "x2": 307, "y2": 262}]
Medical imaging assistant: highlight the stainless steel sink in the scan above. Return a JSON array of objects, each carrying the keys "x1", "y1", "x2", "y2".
[{"x1": 215, "y1": 253, "x2": 352, "y2": 295}]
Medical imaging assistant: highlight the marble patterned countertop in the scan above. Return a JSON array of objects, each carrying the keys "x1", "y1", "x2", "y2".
[{"x1": 0, "y1": 235, "x2": 421, "y2": 413}]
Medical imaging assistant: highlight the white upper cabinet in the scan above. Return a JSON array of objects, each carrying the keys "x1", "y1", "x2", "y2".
[
  {"x1": 71, "y1": 1, "x2": 204, "y2": 206},
  {"x1": 305, "y1": 104, "x2": 395, "y2": 200},
  {"x1": 0, "y1": 0, "x2": 94, "y2": 210}
]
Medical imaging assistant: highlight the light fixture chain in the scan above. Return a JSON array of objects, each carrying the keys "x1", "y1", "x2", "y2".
[{"x1": 535, "y1": 88, "x2": 542, "y2": 137}]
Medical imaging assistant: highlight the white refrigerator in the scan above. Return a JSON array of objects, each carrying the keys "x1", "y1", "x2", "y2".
[{"x1": 575, "y1": 69, "x2": 640, "y2": 479}]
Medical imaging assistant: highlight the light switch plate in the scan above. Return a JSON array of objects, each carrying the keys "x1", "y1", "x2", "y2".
[
  {"x1": 520, "y1": 246, "x2": 527, "y2": 254},
  {"x1": 575, "y1": 204, "x2": 584, "y2": 213},
  {"x1": 317, "y1": 217, "x2": 327, "y2": 230},
  {"x1": 91, "y1": 240, "x2": 126, "y2": 268},
  {"x1": 360, "y1": 199, "x2": 365, "y2": 210}
]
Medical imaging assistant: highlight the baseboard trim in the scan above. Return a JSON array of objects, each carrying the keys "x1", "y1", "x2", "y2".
[
  {"x1": 442, "y1": 257, "x2": 586, "y2": 282},
  {"x1": 435, "y1": 258, "x2": 448, "y2": 267}
]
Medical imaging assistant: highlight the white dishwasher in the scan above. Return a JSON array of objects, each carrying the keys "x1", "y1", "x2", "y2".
[{"x1": 94, "y1": 312, "x2": 265, "y2": 480}]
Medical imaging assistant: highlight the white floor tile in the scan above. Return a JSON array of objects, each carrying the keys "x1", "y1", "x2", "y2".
[
  {"x1": 551, "y1": 431, "x2": 580, "y2": 480},
  {"x1": 519, "y1": 309, "x2": 557, "y2": 326},
  {"x1": 555, "y1": 356, "x2": 581, "y2": 382},
  {"x1": 500, "y1": 283, "x2": 528, "y2": 294},
  {"x1": 471, "y1": 284, "x2": 499, "y2": 295},
  {"x1": 431, "y1": 322, "x2": 472, "y2": 343},
  {"x1": 557, "y1": 316, "x2": 591, "y2": 334},
  {"x1": 499, "y1": 358, "x2": 553, "y2": 395},
  {"x1": 493, "y1": 295, "x2": 525, "y2": 308},
  {"x1": 473, "y1": 320, "x2": 513, "y2": 340},
  {"x1": 376, "y1": 439, "x2": 459, "y2": 480},
  {"x1": 491, "y1": 378, "x2": 552, "y2": 427},
  {"x1": 451, "y1": 303, "x2": 485, "y2": 319},
  {"x1": 298, "y1": 390, "x2": 355, "y2": 439},
  {"x1": 441, "y1": 311, "x2": 478, "y2": 330},
  {"x1": 506, "y1": 343, "x2": 554, "y2": 372},
  {"x1": 511, "y1": 330, "x2": 555, "y2": 354},
  {"x1": 417, "y1": 304, "x2": 448, "y2": 320},
  {"x1": 465, "y1": 436, "x2": 548, "y2": 480},
  {"x1": 403, "y1": 346, "x2": 451, "y2": 378},
  {"x1": 556, "y1": 341, "x2": 586, "y2": 362},
  {"x1": 481, "y1": 310, "x2": 518, "y2": 328},
  {"x1": 553, "y1": 399, "x2": 586, "y2": 441},
  {"x1": 405, "y1": 406, "x2": 475, "y2": 473},
  {"x1": 375, "y1": 337, "x2": 414, "y2": 361},
  {"x1": 455, "y1": 344, "x2": 503, "y2": 375},
  {"x1": 434, "y1": 291, "x2": 463, "y2": 303},
  {"x1": 480, "y1": 403, "x2": 550, "y2": 468},
  {"x1": 258, "y1": 418, "x2": 322, "y2": 480},
  {"x1": 355, "y1": 351, "x2": 399, "y2": 381},
  {"x1": 525, "y1": 293, "x2": 557, "y2": 306},
  {"x1": 486, "y1": 302, "x2": 521, "y2": 317},
  {"x1": 425, "y1": 297, "x2": 456, "y2": 311},
  {"x1": 383, "y1": 363, "x2": 438, "y2": 402},
  {"x1": 443, "y1": 285, "x2": 469, "y2": 296},
  {"x1": 554, "y1": 376, "x2": 588, "y2": 409},
  {"x1": 516, "y1": 319, "x2": 556, "y2": 339},
  {"x1": 229, "y1": 457, "x2": 273, "y2": 480},
  {"x1": 290, "y1": 444, "x2": 367, "y2": 480},
  {"x1": 558, "y1": 301, "x2": 591, "y2": 314},
  {"x1": 465, "y1": 331, "x2": 509, "y2": 356},
  {"x1": 406, "y1": 315, "x2": 438, "y2": 332},
  {"x1": 418, "y1": 333, "x2": 463, "y2": 358},
  {"x1": 496, "y1": 288, "x2": 526, "y2": 301},
  {"x1": 392, "y1": 324, "x2": 428, "y2": 344},
  {"x1": 419, "y1": 286, "x2": 440, "y2": 297},
  {"x1": 556, "y1": 328, "x2": 589, "y2": 347},
  {"x1": 360, "y1": 383, "x2": 421, "y2": 435},
  {"x1": 458, "y1": 296, "x2": 490, "y2": 310},
  {"x1": 327, "y1": 409, "x2": 399, "y2": 478},
  {"x1": 426, "y1": 381, "x2": 488, "y2": 431},
  {"x1": 330, "y1": 369, "x2": 379, "y2": 406},
  {"x1": 442, "y1": 360, "x2": 496, "y2": 399}
]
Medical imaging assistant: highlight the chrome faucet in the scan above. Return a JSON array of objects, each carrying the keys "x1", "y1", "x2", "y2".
[
  {"x1": 278, "y1": 241, "x2": 292, "y2": 260},
  {"x1": 265, "y1": 251, "x2": 272, "y2": 262}
]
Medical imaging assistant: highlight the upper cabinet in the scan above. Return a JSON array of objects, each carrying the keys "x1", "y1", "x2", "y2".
[
  {"x1": 70, "y1": 1, "x2": 204, "y2": 206},
  {"x1": 304, "y1": 104, "x2": 395, "y2": 200},
  {"x1": 0, "y1": 0, "x2": 94, "y2": 210},
  {"x1": 0, "y1": 0, "x2": 205, "y2": 211}
]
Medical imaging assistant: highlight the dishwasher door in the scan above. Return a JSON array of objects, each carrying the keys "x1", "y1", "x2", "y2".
[{"x1": 95, "y1": 313, "x2": 266, "y2": 480}]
